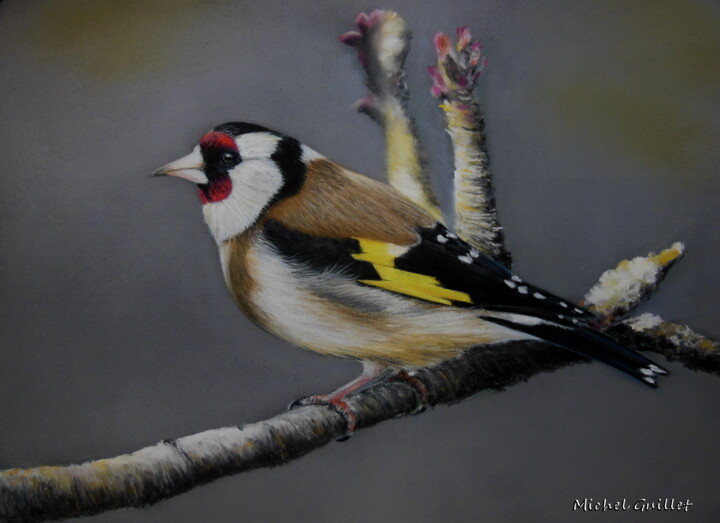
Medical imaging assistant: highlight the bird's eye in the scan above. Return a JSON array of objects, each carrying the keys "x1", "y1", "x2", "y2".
[{"x1": 222, "y1": 152, "x2": 235, "y2": 163}]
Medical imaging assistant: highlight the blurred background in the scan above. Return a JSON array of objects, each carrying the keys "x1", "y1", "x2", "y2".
[{"x1": 1, "y1": 1, "x2": 719, "y2": 521}]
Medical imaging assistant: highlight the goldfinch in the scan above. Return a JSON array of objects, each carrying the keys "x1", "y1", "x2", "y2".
[{"x1": 153, "y1": 122, "x2": 667, "y2": 415}]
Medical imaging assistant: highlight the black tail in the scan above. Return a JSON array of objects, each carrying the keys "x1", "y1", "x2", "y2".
[{"x1": 481, "y1": 316, "x2": 668, "y2": 387}]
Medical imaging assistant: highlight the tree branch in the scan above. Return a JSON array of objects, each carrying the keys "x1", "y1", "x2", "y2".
[
  {"x1": 429, "y1": 27, "x2": 511, "y2": 266},
  {"x1": 619, "y1": 314, "x2": 720, "y2": 374},
  {"x1": 2, "y1": 310, "x2": 717, "y2": 520},
  {"x1": 341, "y1": 10, "x2": 443, "y2": 220}
]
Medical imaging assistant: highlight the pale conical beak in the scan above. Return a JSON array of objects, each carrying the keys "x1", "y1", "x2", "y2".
[{"x1": 151, "y1": 147, "x2": 208, "y2": 184}]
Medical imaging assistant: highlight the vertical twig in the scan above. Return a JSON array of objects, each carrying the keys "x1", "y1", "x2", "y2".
[
  {"x1": 341, "y1": 10, "x2": 443, "y2": 220},
  {"x1": 429, "y1": 27, "x2": 511, "y2": 266}
]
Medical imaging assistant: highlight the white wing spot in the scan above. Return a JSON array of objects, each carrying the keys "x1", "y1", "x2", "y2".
[
  {"x1": 643, "y1": 377, "x2": 656, "y2": 385},
  {"x1": 437, "y1": 234, "x2": 448, "y2": 244},
  {"x1": 469, "y1": 249, "x2": 479, "y2": 258},
  {"x1": 574, "y1": 307, "x2": 584, "y2": 314},
  {"x1": 533, "y1": 292, "x2": 545, "y2": 299},
  {"x1": 641, "y1": 368, "x2": 654, "y2": 376},
  {"x1": 518, "y1": 286, "x2": 528, "y2": 294},
  {"x1": 447, "y1": 232, "x2": 457, "y2": 239},
  {"x1": 649, "y1": 364, "x2": 666, "y2": 374},
  {"x1": 504, "y1": 279, "x2": 517, "y2": 289},
  {"x1": 560, "y1": 302, "x2": 568, "y2": 308},
  {"x1": 458, "y1": 255, "x2": 473, "y2": 264},
  {"x1": 511, "y1": 275, "x2": 523, "y2": 282}
]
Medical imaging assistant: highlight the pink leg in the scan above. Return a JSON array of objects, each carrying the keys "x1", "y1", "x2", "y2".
[
  {"x1": 289, "y1": 361, "x2": 387, "y2": 436},
  {"x1": 326, "y1": 361, "x2": 387, "y2": 400}
]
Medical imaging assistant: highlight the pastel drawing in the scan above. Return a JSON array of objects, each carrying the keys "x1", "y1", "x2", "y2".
[
  {"x1": 1, "y1": 4, "x2": 718, "y2": 521},
  {"x1": 153, "y1": 119, "x2": 668, "y2": 422}
]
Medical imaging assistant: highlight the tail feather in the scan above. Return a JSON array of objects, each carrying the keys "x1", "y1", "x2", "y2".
[{"x1": 481, "y1": 315, "x2": 668, "y2": 387}]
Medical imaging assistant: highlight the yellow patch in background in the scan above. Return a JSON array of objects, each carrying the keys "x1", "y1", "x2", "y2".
[
  {"x1": 554, "y1": 85, "x2": 712, "y2": 171},
  {"x1": 545, "y1": 0, "x2": 719, "y2": 176},
  {"x1": 27, "y1": 0, "x2": 210, "y2": 80}
]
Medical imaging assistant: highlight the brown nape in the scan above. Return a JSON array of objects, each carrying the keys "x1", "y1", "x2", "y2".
[{"x1": 266, "y1": 159, "x2": 436, "y2": 245}]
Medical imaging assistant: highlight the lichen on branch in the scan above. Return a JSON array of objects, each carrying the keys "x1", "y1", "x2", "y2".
[
  {"x1": 583, "y1": 242, "x2": 685, "y2": 323},
  {"x1": 623, "y1": 313, "x2": 720, "y2": 372}
]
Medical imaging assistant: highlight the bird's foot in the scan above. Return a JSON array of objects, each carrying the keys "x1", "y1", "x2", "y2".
[
  {"x1": 388, "y1": 370, "x2": 430, "y2": 413},
  {"x1": 288, "y1": 394, "x2": 358, "y2": 441}
]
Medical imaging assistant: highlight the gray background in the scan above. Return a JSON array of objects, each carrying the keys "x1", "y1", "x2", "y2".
[{"x1": 1, "y1": 0, "x2": 719, "y2": 521}]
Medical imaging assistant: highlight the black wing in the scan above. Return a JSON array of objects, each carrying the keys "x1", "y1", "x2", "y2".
[
  {"x1": 264, "y1": 219, "x2": 591, "y2": 325},
  {"x1": 262, "y1": 220, "x2": 667, "y2": 385},
  {"x1": 392, "y1": 223, "x2": 594, "y2": 324}
]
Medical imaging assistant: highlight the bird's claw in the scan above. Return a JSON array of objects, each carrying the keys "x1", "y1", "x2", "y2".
[
  {"x1": 288, "y1": 394, "x2": 358, "y2": 441},
  {"x1": 389, "y1": 370, "x2": 430, "y2": 414},
  {"x1": 287, "y1": 395, "x2": 316, "y2": 411}
]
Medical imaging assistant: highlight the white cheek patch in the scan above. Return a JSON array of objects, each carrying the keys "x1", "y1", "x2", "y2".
[
  {"x1": 236, "y1": 133, "x2": 282, "y2": 160},
  {"x1": 202, "y1": 159, "x2": 284, "y2": 243}
]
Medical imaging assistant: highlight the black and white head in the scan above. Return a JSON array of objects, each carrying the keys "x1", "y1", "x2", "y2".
[{"x1": 153, "y1": 122, "x2": 319, "y2": 243}]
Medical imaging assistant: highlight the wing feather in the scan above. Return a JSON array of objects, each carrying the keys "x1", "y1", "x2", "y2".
[{"x1": 262, "y1": 218, "x2": 592, "y2": 325}]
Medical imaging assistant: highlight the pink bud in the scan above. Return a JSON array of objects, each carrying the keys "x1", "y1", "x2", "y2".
[
  {"x1": 427, "y1": 66, "x2": 446, "y2": 86},
  {"x1": 354, "y1": 95, "x2": 377, "y2": 111},
  {"x1": 434, "y1": 33, "x2": 451, "y2": 59},
  {"x1": 431, "y1": 85, "x2": 448, "y2": 97},
  {"x1": 368, "y1": 9, "x2": 384, "y2": 26},
  {"x1": 456, "y1": 26, "x2": 472, "y2": 51},
  {"x1": 428, "y1": 66, "x2": 448, "y2": 97},
  {"x1": 339, "y1": 31, "x2": 363, "y2": 46},
  {"x1": 356, "y1": 12, "x2": 371, "y2": 32}
]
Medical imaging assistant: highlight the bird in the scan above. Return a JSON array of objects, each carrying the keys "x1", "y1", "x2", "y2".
[{"x1": 153, "y1": 121, "x2": 667, "y2": 430}]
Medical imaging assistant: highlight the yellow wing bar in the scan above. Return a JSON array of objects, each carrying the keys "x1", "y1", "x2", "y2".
[{"x1": 352, "y1": 238, "x2": 473, "y2": 306}]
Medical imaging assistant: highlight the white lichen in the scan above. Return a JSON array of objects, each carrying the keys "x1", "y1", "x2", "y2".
[
  {"x1": 584, "y1": 242, "x2": 685, "y2": 320},
  {"x1": 626, "y1": 313, "x2": 664, "y2": 332}
]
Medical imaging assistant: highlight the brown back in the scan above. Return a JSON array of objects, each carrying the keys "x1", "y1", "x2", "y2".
[{"x1": 266, "y1": 159, "x2": 435, "y2": 245}]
